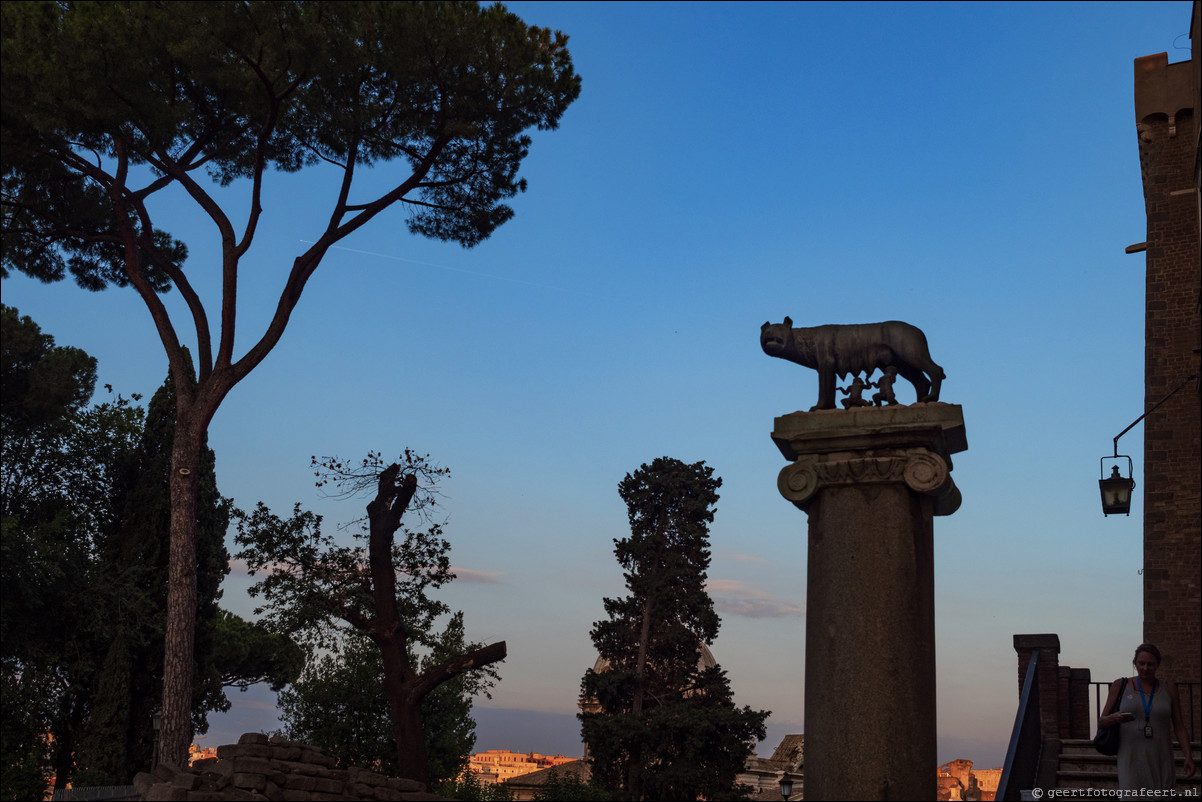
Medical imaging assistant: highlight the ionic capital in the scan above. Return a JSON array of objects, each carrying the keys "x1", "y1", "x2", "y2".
[{"x1": 777, "y1": 448, "x2": 958, "y2": 515}]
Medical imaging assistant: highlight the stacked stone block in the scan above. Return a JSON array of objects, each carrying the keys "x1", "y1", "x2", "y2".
[{"x1": 131, "y1": 733, "x2": 444, "y2": 802}]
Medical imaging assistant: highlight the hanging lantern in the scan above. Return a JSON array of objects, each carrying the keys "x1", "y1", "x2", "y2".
[{"x1": 1099, "y1": 456, "x2": 1135, "y2": 516}]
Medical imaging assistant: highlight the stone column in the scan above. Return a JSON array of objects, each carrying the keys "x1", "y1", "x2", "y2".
[{"x1": 772, "y1": 403, "x2": 966, "y2": 801}]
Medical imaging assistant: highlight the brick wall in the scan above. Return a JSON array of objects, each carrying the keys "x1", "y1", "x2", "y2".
[
  {"x1": 1133, "y1": 52, "x2": 1201, "y2": 725},
  {"x1": 1058, "y1": 666, "x2": 1093, "y2": 740},
  {"x1": 1013, "y1": 637, "x2": 1094, "y2": 742},
  {"x1": 1014, "y1": 636, "x2": 1061, "y2": 740}
]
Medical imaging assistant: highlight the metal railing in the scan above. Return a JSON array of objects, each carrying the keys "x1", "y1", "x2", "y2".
[
  {"x1": 997, "y1": 649, "x2": 1044, "y2": 802},
  {"x1": 1089, "y1": 680, "x2": 1200, "y2": 743}
]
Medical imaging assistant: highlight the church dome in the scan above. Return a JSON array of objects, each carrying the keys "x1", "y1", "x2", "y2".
[{"x1": 589, "y1": 642, "x2": 717, "y2": 675}]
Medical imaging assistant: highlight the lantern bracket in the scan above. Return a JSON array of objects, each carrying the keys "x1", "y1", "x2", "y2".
[
  {"x1": 1100, "y1": 454, "x2": 1133, "y2": 482},
  {"x1": 1110, "y1": 373, "x2": 1198, "y2": 458}
]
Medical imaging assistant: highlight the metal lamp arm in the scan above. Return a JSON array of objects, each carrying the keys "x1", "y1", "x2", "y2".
[{"x1": 1112, "y1": 373, "x2": 1198, "y2": 458}]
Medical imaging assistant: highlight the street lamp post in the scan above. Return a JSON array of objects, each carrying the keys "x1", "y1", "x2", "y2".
[{"x1": 152, "y1": 712, "x2": 162, "y2": 770}]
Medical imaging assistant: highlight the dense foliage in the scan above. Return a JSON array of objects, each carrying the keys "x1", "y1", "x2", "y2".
[
  {"x1": 277, "y1": 613, "x2": 487, "y2": 786},
  {"x1": 1, "y1": 0, "x2": 578, "y2": 765},
  {"x1": 531, "y1": 770, "x2": 613, "y2": 801},
  {"x1": 580, "y1": 457, "x2": 769, "y2": 801},
  {"x1": 0, "y1": 307, "x2": 300, "y2": 791},
  {"x1": 72, "y1": 361, "x2": 234, "y2": 785},
  {"x1": 235, "y1": 452, "x2": 504, "y2": 785},
  {"x1": 2, "y1": 305, "x2": 142, "y2": 794},
  {"x1": 436, "y1": 770, "x2": 515, "y2": 802}
]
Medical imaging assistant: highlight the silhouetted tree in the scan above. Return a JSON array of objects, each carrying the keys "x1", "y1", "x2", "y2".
[
  {"x1": 73, "y1": 362, "x2": 231, "y2": 785},
  {"x1": 1, "y1": 306, "x2": 140, "y2": 792},
  {"x1": 1, "y1": 1, "x2": 579, "y2": 764},
  {"x1": 532, "y1": 769, "x2": 613, "y2": 801},
  {"x1": 278, "y1": 612, "x2": 489, "y2": 786},
  {"x1": 1, "y1": 308, "x2": 298, "y2": 788},
  {"x1": 210, "y1": 610, "x2": 306, "y2": 696},
  {"x1": 235, "y1": 452, "x2": 504, "y2": 785},
  {"x1": 580, "y1": 458, "x2": 768, "y2": 801}
]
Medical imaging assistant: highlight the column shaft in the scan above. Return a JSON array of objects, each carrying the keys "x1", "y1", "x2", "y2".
[
  {"x1": 771, "y1": 403, "x2": 966, "y2": 801},
  {"x1": 803, "y1": 483, "x2": 936, "y2": 800}
]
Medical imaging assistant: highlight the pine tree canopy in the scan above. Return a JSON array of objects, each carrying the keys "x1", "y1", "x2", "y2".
[
  {"x1": 1, "y1": 0, "x2": 581, "y2": 293},
  {"x1": 2, "y1": 0, "x2": 579, "y2": 766}
]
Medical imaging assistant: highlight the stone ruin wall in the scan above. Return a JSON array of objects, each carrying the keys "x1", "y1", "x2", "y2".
[{"x1": 132, "y1": 732, "x2": 445, "y2": 801}]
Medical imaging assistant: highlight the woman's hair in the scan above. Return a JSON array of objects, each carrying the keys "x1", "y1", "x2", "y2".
[{"x1": 1132, "y1": 643, "x2": 1162, "y2": 665}]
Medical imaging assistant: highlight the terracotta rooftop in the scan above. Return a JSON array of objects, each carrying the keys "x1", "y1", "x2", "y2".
[{"x1": 501, "y1": 758, "x2": 590, "y2": 789}]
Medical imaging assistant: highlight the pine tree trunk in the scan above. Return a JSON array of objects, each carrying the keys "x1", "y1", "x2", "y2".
[{"x1": 159, "y1": 419, "x2": 201, "y2": 767}]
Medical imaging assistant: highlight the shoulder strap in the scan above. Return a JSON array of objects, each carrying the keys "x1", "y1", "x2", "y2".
[{"x1": 1106, "y1": 677, "x2": 1127, "y2": 715}]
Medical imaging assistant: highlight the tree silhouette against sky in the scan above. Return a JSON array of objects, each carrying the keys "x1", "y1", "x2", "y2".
[{"x1": 1, "y1": 0, "x2": 579, "y2": 766}]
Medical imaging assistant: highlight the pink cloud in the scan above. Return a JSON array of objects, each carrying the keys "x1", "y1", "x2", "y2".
[
  {"x1": 706, "y1": 579, "x2": 804, "y2": 619},
  {"x1": 451, "y1": 567, "x2": 505, "y2": 584}
]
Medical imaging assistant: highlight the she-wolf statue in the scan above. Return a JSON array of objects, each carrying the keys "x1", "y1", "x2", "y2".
[{"x1": 760, "y1": 317, "x2": 945, "y2": 410}]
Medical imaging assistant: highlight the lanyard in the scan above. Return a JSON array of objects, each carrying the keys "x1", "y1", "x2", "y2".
[{"x1": 1136, "y1": 676, "x2": 1155, "y2": 722}]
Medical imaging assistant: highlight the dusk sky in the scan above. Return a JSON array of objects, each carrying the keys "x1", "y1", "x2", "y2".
[{"x1": 3, "y1": 1, "x2": 1190, "y2": 768}]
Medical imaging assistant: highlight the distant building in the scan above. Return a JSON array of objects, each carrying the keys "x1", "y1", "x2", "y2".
[
  {"x1": 737, "y1": 734, "x2": 805, "y2": 801},
  {"x1": 501, "y1": 758, "x2": 590, "y2": 802},
  {"x1": 500, "y1": 735, "x2": 805, "y2": 802},
  {"x1": 974, "y1": 768, "x2": 1002, "y2": 799},
  {"x1": 938, "y1": 758, "x2": 1002, "y2": 801},
  {"x1": 467, "y1": 749, "x2": 575, "y2": 785},
  {"x1": 188, "y1": 743, "x2": 218, "y2": 765}
]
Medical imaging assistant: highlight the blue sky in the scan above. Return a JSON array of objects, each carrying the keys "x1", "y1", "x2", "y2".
[{"x1": 3, "y1": 1, "x2": 1189, "y2": 768}]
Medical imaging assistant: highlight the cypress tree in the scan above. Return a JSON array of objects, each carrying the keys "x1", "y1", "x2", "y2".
[
  {"x1": 580, "y1": 457, "x2": 769, "y2": 801},
  {"x1": 75, "y1": 361, "x2": 231, "y2": 782}
]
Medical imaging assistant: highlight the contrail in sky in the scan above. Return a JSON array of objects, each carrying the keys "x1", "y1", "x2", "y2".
[{"x1": 301, "y1": 240, "x2": 611, "y2": 300}]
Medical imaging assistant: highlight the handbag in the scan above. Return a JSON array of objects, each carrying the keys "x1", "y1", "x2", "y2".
[{"x1": 1093, "y1": 677, "x2": 1128, "y2": 756}]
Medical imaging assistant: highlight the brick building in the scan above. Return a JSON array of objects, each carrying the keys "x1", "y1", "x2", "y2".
[{"x1": 1131, "y1": 2, "x2": 1201, "y2": 719}]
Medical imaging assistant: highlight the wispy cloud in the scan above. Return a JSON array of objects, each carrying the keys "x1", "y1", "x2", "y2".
[
  {"x1": 706, "y1": 579, "x2": 747, "y2": 593},
  {"x1": 228, "y1": 558, "x2": 252, "y2": 575},
  {"x1": 726, "y1": 552, "x2": 767, "y2": 563},
  {"x1": 452, "y1": 567, "x2": 505, "y2": 584},
  {"x1": 240, "y1": 700, "x2": 280, "y2": 713},
  {"x1": 715, "y1": 596, "x2": 805, "y2": 619},
  {"x1": 707, "y1": 579, "x2": 804, "y2": 619},
  {"x1": 227, "y1": 558, "x2": 304, "y2": 577}
]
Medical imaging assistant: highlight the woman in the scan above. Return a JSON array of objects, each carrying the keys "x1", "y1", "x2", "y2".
[{"x1": 1098, "y1": 643, "x2": 1196, "y2": 790}]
